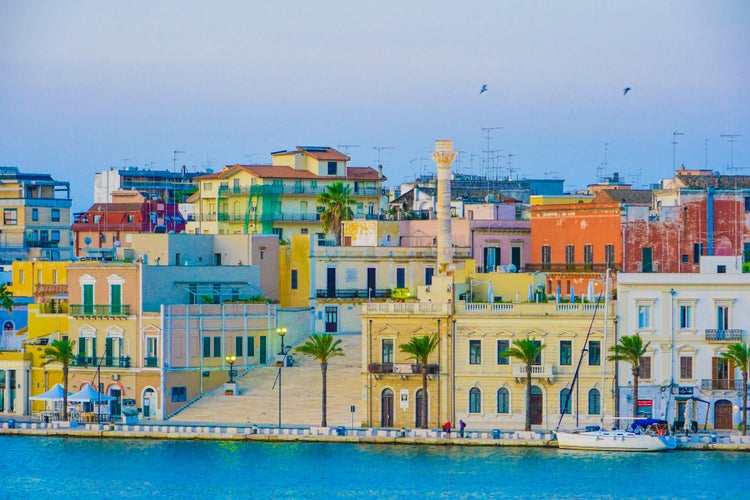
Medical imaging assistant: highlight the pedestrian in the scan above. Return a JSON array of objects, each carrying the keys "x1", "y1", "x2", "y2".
[
  {"x1": 444, "y1": 421, "x2": 451, "y2": 437},
  {"x1": 459, "y1": 419, "x2": 466, "y2": 438}
]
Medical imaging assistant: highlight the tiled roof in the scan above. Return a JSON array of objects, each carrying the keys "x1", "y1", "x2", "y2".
[
  {"x1": 593, "y1": 189, "x2": 652, "y2": 205},
  {"x1": 344, "y1": 167, "x2": 383, "y2": 181},
  {"x1": 676, "y1": 174, "x2": 750, "y2": 190},
  {"x1": 243, "y1": 165, "x2": 319, "y2": 179},
  {"x1": 297, "y1": 146, "x2": 350, "y2": 161}
]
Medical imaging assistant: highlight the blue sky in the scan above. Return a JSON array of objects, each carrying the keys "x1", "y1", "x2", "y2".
[{"x1": 1, "y1": 1, "x2": 748, "y2": 213}]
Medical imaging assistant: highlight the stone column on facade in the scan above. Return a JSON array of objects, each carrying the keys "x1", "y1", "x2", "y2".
[{"x1": 431, "y1": 140, "x2": 457, "y2": 276}]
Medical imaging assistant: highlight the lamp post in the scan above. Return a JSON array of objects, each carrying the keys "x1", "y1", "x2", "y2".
[
  {"x1": 276, "y1": 327, "x2": 287, "y2": 355},
  {"x1": 225, "y1": 355, "x2": 236, "y2": 383}
]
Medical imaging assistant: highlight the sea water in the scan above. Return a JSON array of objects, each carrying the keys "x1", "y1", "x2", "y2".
[{"x1": 3, "y1": 436, "x2": 749, "y2": 499}]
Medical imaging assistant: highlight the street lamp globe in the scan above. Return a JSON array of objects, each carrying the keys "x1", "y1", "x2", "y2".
[
  {"x1": 276, "y1": 327, "x2": 288, "y2": 355},
  {"x1": 225, "y1": 355, "x2": 237, "y2": 383}
]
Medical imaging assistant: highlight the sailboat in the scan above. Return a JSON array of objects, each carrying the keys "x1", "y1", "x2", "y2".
[{"x1": 555, "y1": 271, "x2": 676, "y2": 452}]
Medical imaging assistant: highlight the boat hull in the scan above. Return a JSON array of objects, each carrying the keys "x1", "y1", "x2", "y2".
[{"x1": 556, "y1": 430, "x2": 673, "y2": 452}]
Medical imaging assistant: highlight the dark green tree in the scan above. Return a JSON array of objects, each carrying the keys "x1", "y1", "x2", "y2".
[
  {"x1": 295, "y1": 333, "x2": 345, "y2": 427},
  {"x1": 318, "y1": 181, "x2": 355, "y2": 245},
  {"x1": 503, "y1": 338, "x2": 545, "y2": 431},
  {"x1": 608, "y1": 334, "x2": 650, "y2": 419},
  {"x1": 399, "y1": 333, "x2": 439, "y2": 429},
  {"x1": 42, "y1": 339, "x2": 76, "y2": 421},
  {"x1": 721, "y1": 343, "x2": 750, "y2": 435}
]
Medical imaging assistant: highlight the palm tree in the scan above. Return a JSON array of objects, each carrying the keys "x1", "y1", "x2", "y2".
[
  {"x1": 0, "y1": 283, "x2": 14, "y2": 313},
  {"x1": 721, "y1": 343, "x2": 750, "y2": 435},
  {"x1": 295, "y1": 333, "x2": 345, "y2": 427},
  {"x1": 399, "y1": 333, "x2": 439, "y2": 429},
  {"x1": 318, "y1": 181, "x2": 355, "y2": 245},
  {"x1": 42, "y1": 339, "x2": 76, "y2": 421},
  {"x1": 502, "y1": 338, "x2": 545, "y2": 431},
  {"x1": 608, "y1": 334, "x2": 650, "y2": 419}
]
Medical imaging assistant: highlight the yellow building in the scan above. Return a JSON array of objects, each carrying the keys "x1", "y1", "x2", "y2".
[
  {"x1": 186, "y1": 146, "x2": 386, "y2": 241},
  {"x1": 10, "y1": 260, "x2": 69, "y2": 299}
]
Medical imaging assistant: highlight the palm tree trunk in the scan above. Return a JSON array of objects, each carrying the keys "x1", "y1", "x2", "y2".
[
  {"x1": 632, "y1": 367, "x2": 639, "y2": 420},
  {"x1": 743, "y1": 370, "x2": 748, "y2": 436},
  {"x1": 422, "y1": 366, "x2": 428, "y2": 429},
  {"x1": 62, "y1": 366, "x2": 69, "y2": 421},
  {"x1": 525, "y1": 365, "x2": 532, "y2": 431},
  {"x1": 321, "y1": 362, "x2": 328, "y2": 427}
]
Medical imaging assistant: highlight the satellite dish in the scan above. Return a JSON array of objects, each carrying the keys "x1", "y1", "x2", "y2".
[
  {"x1": 114, "y1": 240, "x2": 121, "y2": 248},
  {"x1": 506, "y1": 264, "x2": 517, "y2": 273},
  {"x1": 84, "y1": 237, "x2": 92, "y2": 246}
]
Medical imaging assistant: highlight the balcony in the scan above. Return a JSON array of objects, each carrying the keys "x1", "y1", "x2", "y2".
[
  {"x1": 524, "y1": 263, "x2": 619, "y2": 273},
  {"x1": 513, "y1": 364, "x2": 554, "y2": 380},
  {"x1": 705, "y1": 329, "x2": 743, "y2": 342},
  {"x1": 316, "y1": 288, "x2": 391, "y2": 300},
  {"x1": 72, "y1": 355, "x2": 132, "y2": 368},
  {"x1": 70, "y1": 304, "x2": 131, "y2": 318},
  {"x1": 144, "y1": 356, "x2": 158, "y2": 368},
  {"x1": 368, "y1": 363, "x2": 438, "y2": 375},
  {"x1": 25, "y1": 240, "x2": 60, "y2": 248},
  {"x1": 701, "y1": 379, "x2": 743, "y2": 391}
]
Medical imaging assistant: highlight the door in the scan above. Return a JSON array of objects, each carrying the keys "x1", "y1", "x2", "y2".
[
  {"x1": 259, "y1": 336, "x2": 267, "y2": 364},
  {"x1": 425, "y1": 267, "x2": 434, "y2": 286},
  {"x1": 109, "y1": 387, "x2": 122, "y2": 418},
  {"x1": 143, "y1": 389, "x2": 155, "y2": 419},
  {"x1": 381, "y1": 389, "x2": 394, "y2": 427},
  {"x1": 325, "y1": 306, "x2": 338, "y2": 333},
  {"x1": 367, "y1": 268, "x2": 376, "y2": 298},
  {"x1": 714, "y1": 400, "x2": 733, "y2": 429},
  {"x1": 415, "y1": 389, "x2": 428, "y2": 428},
  {"x1": 713, "y1": 357, "x2": 734, "y2": 390},
  {"x1": 511, "y1": 247, "x2": 521, "y2": 271},
  {"x1": 530, "y1": 386, "x2": 543, "y2": 425},
  {"x1": 642, "y1": 247, "x2": 653, "y2": 272},
  {"x1": 326, "y1": 268, "x2": 336, "y2": 298}
]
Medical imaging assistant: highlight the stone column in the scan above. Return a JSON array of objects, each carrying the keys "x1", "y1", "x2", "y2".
[{"x1": 431, "y1": 140, "x2": 457, "y2": 275}]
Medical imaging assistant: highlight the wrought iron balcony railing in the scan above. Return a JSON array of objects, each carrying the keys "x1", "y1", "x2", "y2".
[
  {"x1": 144, "y1": 356, "x2": 158, "y2": 368},
  {"x1": 705, "y1": 329, "x2": 743, "y2": 342},
  {"x1": 524, "y1": 263, "x2": 620, "y2": 273},
  {"x1": 72, "y1": 355, "x2": 132, "y2": 368},
  {"x1": 69, "y1": 304, "x2": 131, "y2": 318},
  {"x1": 367, "y1": 363, "x2": 438, "y2": 374},
  {"x1": 317, "y1": 288, "x2": 391, "y2": 299},
  {"x1": 701, "y1": 379, "x2": 743, "y2": 391}
]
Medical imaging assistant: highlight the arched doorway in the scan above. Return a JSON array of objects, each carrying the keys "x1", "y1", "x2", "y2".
[
  {"x1": 714, "y1": 399, "x2": 733, "y2": 430},
  {"x1": 381, "y1": 388, "x2": 394, "y2": 427},
  {"x1": 415, "y1": 389, "x2": 428, "y2": 428},
  {"x1": 530, "y1": 386, "x2": 543, "y2": 425},
  {"x1": 142, "y1": 388, "x2": 156, "y2": 419}
]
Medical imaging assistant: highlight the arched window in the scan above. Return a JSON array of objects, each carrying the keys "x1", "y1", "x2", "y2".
[
  {"x1": 497, "y1": 387, "x2": 509, "y2": 413},
  {"x1": 560, "y1": 388, "x2": 572, "y2": 415},
  {"x1": 588, "y1": 388, "x2": 601, "y2": 415},
  {"x1": 469, "y1": 387, "x2": 482, "y2": 414}
]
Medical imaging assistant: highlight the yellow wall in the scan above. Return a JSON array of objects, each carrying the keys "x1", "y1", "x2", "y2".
[
  {"x1": 10, "y1": 260, "x2": 69, "y2": 298},
  {"x1": 529, "y1": 195, "x2": 594, "y2": 206},
  {"x1": 280, "y1": 234, "x2": 311, "y2": 308}
]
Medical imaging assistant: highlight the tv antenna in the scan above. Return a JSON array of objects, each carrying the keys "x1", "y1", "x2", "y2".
[
  {"x1": 672, "y1": 132, "x2": 684, "y2": 175},
  {"x1": 173, "y1": 150, "x2": 185, "y2": 173},
  {"x1": 704, "y1": 138, "x2": 710, "y2": 170},
  {"x1": 721, "y1": 134, "x2": 741, "y2": 172},
  {"x1": 372, "y1": 146, "x2": 394, "y2": 165},
  {"x1": 337, "y1": 145, "x2": 360, "y2": 156}
]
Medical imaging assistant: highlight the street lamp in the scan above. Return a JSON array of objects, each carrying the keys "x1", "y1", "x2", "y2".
[
  {"x1": 225, "y1": 355, "x2": 236, "y2": 383},
  {"x1": 276, "y1": 327, "x2": 287, "y2": 355}
]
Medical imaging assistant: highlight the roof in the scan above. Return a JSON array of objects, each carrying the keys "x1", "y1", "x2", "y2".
[
  {"x1": 675, "y1": 174, "x2": 750, "y2": 190},
  {"x1": 344, "y1": 167, "x2": 383, "y2": 181},
  {"x1": 242, "y1": 165, "x2": 319, "y2": 179},
  {"x1": 593, "y1": 189, "x2": 653, "y2": 205},
  {"x1": 297, "y1": 146, "x2": 350, "y2": 161}
]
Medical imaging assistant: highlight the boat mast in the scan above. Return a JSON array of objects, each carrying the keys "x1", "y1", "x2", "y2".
[{"x1": 600, "y1": 268, "x2": 611, "y2": 426}]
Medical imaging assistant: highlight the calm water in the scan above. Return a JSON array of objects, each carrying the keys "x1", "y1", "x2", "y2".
[{"x1": 4, "y1": 436, "x2": 749, "y2": 499}]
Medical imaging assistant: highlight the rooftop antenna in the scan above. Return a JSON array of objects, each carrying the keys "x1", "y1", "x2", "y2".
[
  {"x1": 633, "y1": 168, "x2": 642, "y2": 189},
  {"x1": 672, "y1": 131, "x2": 684, "y2": 175},
  {"x1": 173, "y1": 150, "x2": 185, "y2": 174},
  {"x1": 337, "y1": 144, "x2": 360, "y2": 157},
  {"x1": 245, "y1": 153, "x2": 257, "y2": 164},
  {"x1": 603, "y1": 142, "x2": 609, "y2": 178},
  {"x1": 122, "y1": 158, "x2": 130, "y2": 168},
  {"x1": 482, "y1": 127, "x2": 503, "y2": 180},
  {"x1": 721, "y1": 134, "x2": 741, "y2": 172},
  {"x1": 596, "y1": 163, "x2": 605, "y2": 182},
  {"x1": 704, "y1": 139, "x2": 710, "y2": 170},
  {"x1": 372, "y1": 146, "x2": 394, "y2": 166},
  {"x1": 544, "y1": 170, "x2": 560, "y2": 179},
  {"x1": 507, "y1": 154, "x2": 516, "y2": 180}
]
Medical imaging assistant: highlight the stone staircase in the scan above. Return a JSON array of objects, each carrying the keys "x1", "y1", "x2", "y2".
[{"x1": 170, "y1": 335, "x2": 364, "y2": 427}]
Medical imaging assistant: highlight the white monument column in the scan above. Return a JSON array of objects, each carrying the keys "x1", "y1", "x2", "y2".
[{"x1": 431, "y1": 140, "x2": 457, "y2": 276}]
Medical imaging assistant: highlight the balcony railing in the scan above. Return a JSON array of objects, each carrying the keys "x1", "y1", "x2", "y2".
[
  {"x1": 705, "y1": 329, "x2": 743, "y2": 342},
  {"x1": 524, "y1": 263, "x2": 620, "y2": 273},
  {"x1": 513, "y1": 364, "x2": 554, "y2": 379},
  {"x1": 368, "y1": 363, "x2": 439, "y2": 374},
  {"x1": 316, "y1": 288, "x2": 391, "y2": 299},
  {"x1": 25, "y1": 240, "x2": 60, "y2": 248},
  {"x1": 144, "y1": 356, "x2": 158, "y2": 368},
  {"x1": 72, "y1": 355, "x2": 132, "y2": 368},
  {"x1": 701, "y1": 379, "x2": 743, "y2": 391},
  {"x1": 69, "y1": 304, "x2": 131, "y2": 318}
]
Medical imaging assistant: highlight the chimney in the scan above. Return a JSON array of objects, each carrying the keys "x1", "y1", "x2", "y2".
[{"x1": 431, "y1": 140, "x2": 457, "y2": 275}]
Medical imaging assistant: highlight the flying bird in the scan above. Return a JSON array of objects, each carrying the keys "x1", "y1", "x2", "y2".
[
  {"x1": 480, "y1": 84, "x2": 488, "y2": 94},
  {"x1": 623, "y1": 87, "x2": 631, "y2": 95}
]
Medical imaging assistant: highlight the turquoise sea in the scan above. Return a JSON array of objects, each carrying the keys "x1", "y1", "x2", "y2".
[{"x1": 3, "y1": 436, "x2": 749, "y2": 499}]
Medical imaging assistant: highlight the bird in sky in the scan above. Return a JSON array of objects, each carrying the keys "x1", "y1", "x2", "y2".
[
  {"x1": 623, "y1": 87, "x2": 631, "y2": 95},
  {"x1": 480, "y1": 84, "x2": 488, "y2": 94}
]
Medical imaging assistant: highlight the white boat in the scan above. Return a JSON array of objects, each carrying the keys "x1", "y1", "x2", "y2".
[{"x1": 556, "y1": 420, "x2": 676, "y2": 452}]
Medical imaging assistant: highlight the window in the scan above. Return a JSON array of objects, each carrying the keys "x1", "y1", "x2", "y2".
[
  {"x1": 532, "y1": 340, "x2": 542, "y2": 365},
  {"x1": 247, "y1": 336, "x2": 255, "y2": 357},
  {"x1": 484, "y1": 247, "x2": 501, "y2": 272},
  {"x1": 565, "y1": 245, "x2": 575, "y2": 269},
  {"x1": 497, "y1": 340, "x2": 509, "y2": 365},
  {"x1": 469, "y1": 387, "x2": 481, "y2": 413},
  {"x1": 469, "y1": 340, "x2": 482, "y2": 365},
  {"x1": 52, "y1": 270, "x2": 58, "y2": 284},
  {"x1": 497, "y1": 388, "x2": 509, "y2": 413},
  {"x1": 425, "y1": 267, "x2": 434, "y2": 286},
  {"x1": 396, "y1": 268, "x2": 405, "y2": 289},
  {"x1": 745, "y1": 242, "x2": 750, "y2": 263},
  {"x1": 604, "y1": 244, "x2": 615, "y2": 266},
  {"x1": 272, "y1": 227, "x2": 283, "y2": 239},
  {"x1": 556, "y1": 340, "x2": 571, "y2": 365},
  {"x1": 717, "y1": 305, "x2": 729, "y2": 330},
  {"x1": 680, "y1": 356, "x2": 693, "y2": 379},
  {"x1": 639, "y1": 356, "x2": 652, "y2": 379},
  {"x1": 693, "y1": 243, "x2": 704, "y2": 264},
  {"x1": 203, "y1": 337, "x2": 211, "y2": 358},
  {"x1": 717, "y1": 265, "x2": 726, "y2": 274},
  {"x1": 327, "y1": 162, "x2": 337, "y2": 175},
  {"x1": 3, "y1": 209, "x2": 17, "y2": 225},
  {"x1": 110, "y1": 283, "x2": 122, "y2": 315},
  {"x1": 171, "y1": 386, "x2": 187, "y2": 402},
  {"x1": 588, "y1": 341, "x2": 601, "y2": 366},
  {"x1": 679, "y1": 305, "x2": 692, "y2": 329},
  {"x1": 51, "y1": 208, "x2": 60, "y2": 222},
  {"x1": 637, "y1": 304, "x2": 651, "y2": 329},
  {"x1": 301, "y1": 228, "x2": 308, "y2": 235},
  {"x1": 213, "y1": 337, "x2": 221, "y2": 357},
  {"x1": 560, "y1": 388, "x2": 572, "y2": 414},
  {"x1": 83, "y1": 283, "x2": 94, "y2": 315},
  {"x1": 583, "y1": 244, "x2": 593, "y2": 270},
  {"x1": 641, "y1": 247, "x2": 653, "y2": 272},
  {"x1": 32, "y1": 208, "x2": 38, "y2": 221},
  {"x1": 51, "y1": 230, "x2": 60, "y2": 243},
  {"x1": 588, "y1": 389, "x2": 601, "y2": 415},
  {"x1": 235, "y1": 336, "x2": 243, "y2": 357},
  {"x1": 291, "y1": 270, "x2": 298, "y2": 290},
  {"x1": 382, "y1": 339, "x2": 394, "y2": 364},
  {"x1": 541, "y1": 245, "x2": 551, "y2": 270}
]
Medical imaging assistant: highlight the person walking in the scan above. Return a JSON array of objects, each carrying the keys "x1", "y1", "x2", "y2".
[
  {"x1": 444, "y1": 421, "x2": 451, "y2": 437},
  {"x1": 459, "y1": 419, "x2": 466, "y2": 438}
]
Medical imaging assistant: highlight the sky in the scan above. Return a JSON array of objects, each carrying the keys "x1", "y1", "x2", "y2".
[{"x1": 1, "y1": 1, "x2": 748, "y2": 213}]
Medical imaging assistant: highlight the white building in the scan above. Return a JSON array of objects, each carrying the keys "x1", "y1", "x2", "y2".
[{"x1": 617, "y1": 256, "x2": 749, "y2": 431}]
